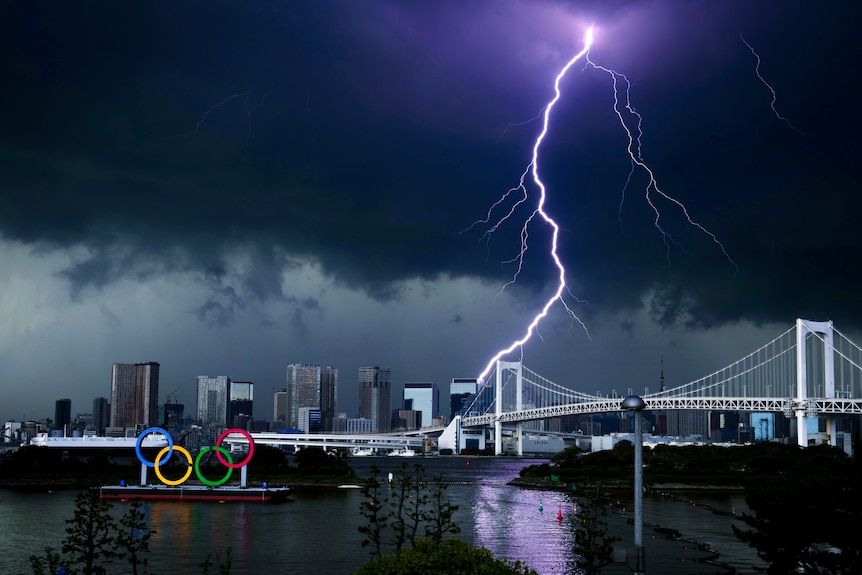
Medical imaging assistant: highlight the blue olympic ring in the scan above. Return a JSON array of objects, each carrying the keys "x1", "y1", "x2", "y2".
[{"x1": 135, "y1": 427, "x2": 174, "y2": 467}]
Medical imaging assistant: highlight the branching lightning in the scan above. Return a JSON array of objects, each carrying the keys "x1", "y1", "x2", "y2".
[
  {"x1": 473, "y1": 26, "x2": 736, "y2": 385},
  {"x1": 174, "y1": 90, "x2": 269, "y2": 148},
  {"x1": 585, "y1": 57, "x2": 738, "y2": 266},
  {"x1": 739, "y1": 33, "x2": 807, "y2": 141},
  {"x1": 474, "y1": 27, "x2": 594, "y2": 384}
]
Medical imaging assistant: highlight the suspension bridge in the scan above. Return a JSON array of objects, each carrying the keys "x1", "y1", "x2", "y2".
[{"x1": 441, "y1": 319, "x2": 862, "y2": 454}]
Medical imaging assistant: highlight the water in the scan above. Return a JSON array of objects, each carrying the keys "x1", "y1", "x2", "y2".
[{"x1": 1, "y1": 457, "x2": 763, "y2": 575}]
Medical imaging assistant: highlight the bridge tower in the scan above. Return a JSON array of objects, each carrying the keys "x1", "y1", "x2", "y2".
[
  {"x1": 795, "y1": 319, "x2": 836, "y2": 447},
  {"x1": 494, "y1": 361, "x2": 524, "y2": 456}
]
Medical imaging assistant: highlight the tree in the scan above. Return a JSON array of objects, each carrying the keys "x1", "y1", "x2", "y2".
[
  {"x1": 199, "y1": 547, "x2": 233, "y2": 575},
  {"x1": 114, "y1": 499, "x2": 155, "y2": 575},
  {"x1": 551, "y1": 445, "x2": 583, "y2": 468},
  {"x1": 351, "y1": 537, "x2": 539, "y2": 575},
  {"x1": 733, "y1": 443, "x2": 862, "y2": 574},
  {"x1": 402, "y1": 463, "x2": 427, "y2": 548},
  {"x1": 358, "y1": 465, "x2": 388, "y2": 559},
  {"x1": 358, "y1": 464, "x2": 460, "y2": 557},
  {"x1": 293, "y1": 446, "x2": 353, "y2": 477},
  {"x1": 62, "y1": 488, "x2": 119, "y2": 575},
  {"x1": 387, "y1": 462, "x2": 425, "y2": 551},
  {"x1": 28, "y1": 547, "x2": 64, "y2": 575},
  {"x1": 423, "y1": 473, "x2": 460, "y2": 544},
  {"x1": 568, "y1": 486, "x2": 619, "y2": 575}
]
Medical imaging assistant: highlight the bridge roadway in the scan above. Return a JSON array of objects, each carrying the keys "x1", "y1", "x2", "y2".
[
  {"x1": 460, "y1": 396, "x2": 862, "y2": 427},
  {"x1": 223, "y1": 431, "x2": 433, "y2": 452}
]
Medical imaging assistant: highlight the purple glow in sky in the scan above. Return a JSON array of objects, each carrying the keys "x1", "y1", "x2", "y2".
[{"x1": 0, "y1": 1, "x2": 860, "y2": 424}]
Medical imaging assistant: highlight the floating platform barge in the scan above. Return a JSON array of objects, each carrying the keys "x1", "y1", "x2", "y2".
[
  {"x1": 100, "y1": 483, "x2": 293, "y2": 503},
  {"x1": 98, "y1": 427, "x2": 292, "y2": 503}
]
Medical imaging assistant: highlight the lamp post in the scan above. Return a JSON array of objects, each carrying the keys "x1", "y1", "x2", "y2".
[{"x1": 621, "y1": 395, "x2": 646, "y2": 575}]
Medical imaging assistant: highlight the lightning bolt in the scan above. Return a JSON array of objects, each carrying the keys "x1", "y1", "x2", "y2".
[
  {"x1": 242, "y1": 91, "x2": 269, "y2": 146},
  {"x1": 739, "y1": 32, "x2": 807, "y2": 141},
  {"x1": 174, "y1": 91, "x2": 252, "y2": 139},
  {"x1": 474, "y1": 27, "x2": 595, "y2": 385},
  {"x1": 473, "y1": 26, "x2": 736, "y2": 385},
  {"x1": 173, "y1": 90, "x2": 268, "y2": 149},
  {"x1": 585, "y1": 57, "x2": 738, "y2": 266}
]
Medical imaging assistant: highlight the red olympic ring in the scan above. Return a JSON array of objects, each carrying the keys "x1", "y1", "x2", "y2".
[{"x1": 215, "y1": 428, "x2": 255, "y2": 468}]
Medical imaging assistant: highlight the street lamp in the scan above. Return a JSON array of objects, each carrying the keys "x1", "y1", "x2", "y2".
[{"x1": 621, "y1": 395, "x2": 646, "y2": 575}]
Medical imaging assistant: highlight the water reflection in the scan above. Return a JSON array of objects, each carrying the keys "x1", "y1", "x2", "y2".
[
  {"x1": 2, "y1": 459, "x2": 765, "y2": 575},
  {"x1": 473, "y1": 484, "x2": 574, "y2": 575}
]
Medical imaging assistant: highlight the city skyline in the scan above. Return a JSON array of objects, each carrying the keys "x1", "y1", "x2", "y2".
[
  {"x1": 2, "y1": 3, "x2": 861, "y2": 426},
  {"x1": 4, "y1": 359, "x2": 460, "y2": 430}
]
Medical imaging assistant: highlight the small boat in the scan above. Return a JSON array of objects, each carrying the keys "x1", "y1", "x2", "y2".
[
  {"x1": 387, "y1": 447, "x2": 416, "y2": 457},
  {"x1": 351, "y1": 447, "x2": 374, "y2": 457}
]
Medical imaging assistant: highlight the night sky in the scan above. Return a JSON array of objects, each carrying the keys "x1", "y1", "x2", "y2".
[{"x1": 2, "y1": 1, "x2": 861, "y2": 425}]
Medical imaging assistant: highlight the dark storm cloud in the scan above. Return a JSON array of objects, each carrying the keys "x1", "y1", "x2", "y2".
[{"x1": 1, "y1": 1, "x2": 861, "y2": 331}]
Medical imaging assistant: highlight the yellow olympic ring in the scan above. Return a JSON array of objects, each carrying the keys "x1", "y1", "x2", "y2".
[{"x1": 154, "y1": 445, "x2": 194, "y2": 486}]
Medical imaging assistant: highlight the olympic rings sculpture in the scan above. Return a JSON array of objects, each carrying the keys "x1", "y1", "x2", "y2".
[{"x1": 135, "y1": 427, "x2": 256, "y2": 487}]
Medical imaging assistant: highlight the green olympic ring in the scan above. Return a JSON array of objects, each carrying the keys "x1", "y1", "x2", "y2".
[
  {"x1": 195, "y1": 446, "x2": 234, "y2": 487},
  {"x1": 135, "y1": 426, "x2": 254, "y2": 487}
]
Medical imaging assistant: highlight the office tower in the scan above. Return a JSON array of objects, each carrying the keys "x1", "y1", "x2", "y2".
[
  {"x1": 393, "y1": 409, "x2": 420, "y2": 430},
  {"x1": 332, "y1": 413, "x2": 348, "y2": 434},
  {"x1": 110, "y1": 362, "x2": 160, "y2": 428},
  {"x1": 298, "y1": 407, "x2": 322, "y2": 433},
  {"x1": 54, "y1": 399, "x2": 72, "y2": 434},
  {"x1": 450, "y1": 377, "x2": 478, "y2": 420},
  {"x1": 346, "y1": 417, "x2": 375, "y2": 434},
  {"x1": 403, "y1": 382, "x2": 438, "y2": 429},
  {"x1": 286, "y1": 364, "x2": 321, "y2": 430},
  {"x1": 74, "y1": 412, "x2": 94, "y2": 434},
  {"x1": 273, "y1": 389, "x2": 288, "y2": 425},
  {"x1": 92, "y1": 397, "x2": 110, "y2": 435},
  {"x1": 358, "y1": 366, "x2": 391, "y2": 432},
  {"x1": 320, "y1": 367, "x2": 338, "y2": 432},
  {"x1": 162, "y1": 402, "x2": 184, "y2": 430},
  {"x1": 197, "y1": 375, "x2": 230, "y2": 426},
  {"x1": 229, "y1": 381, "x2": 254, "y2": 426}
]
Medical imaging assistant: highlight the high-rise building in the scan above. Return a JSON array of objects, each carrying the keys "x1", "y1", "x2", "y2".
[
  {"x1": 197, "y1": 375, "x2": 230, "y2": 427},
  {"x1": 74, "y1": 412, "x2": 94, "y2": 434},
  {"x1": 346, "y1": 417, "x2": 375, "y2": 434},
  {"x1": 54, "y1": 399, "x2": 72, "y2": 434},
  {"x1": 162, "y1": 402, "x2": 184, "y2": 431},
  {"x1": 229, "y1": 381, "x2": 254, "y2": 426},
  {"x1": 286, "y1": 364, "x2": 321, "y2": 430},
  {"x1": 320, "y1": 367, "x2": 338, "y2": 432},
  {"x1": 332, "y1": 413, "x2": 348, "y2": 434},
  {"x1": 92, "y1": 397, "x2": 110, "y2": 435},
  {"x1": 273, "y1": 389, "x2": 288, "y2": 425},
  {"x1": 358, "y1": 366, "x2": 391, "y2": 433},
  {"x1": 392, "y1": 409, "x2": 421, "y2": 430},
  {"x1": 110, "y1": 362, "x2": 160, "y2": 429},
  {"x1": 450, "y1": 378, "x2": 478, "y2": 420},
  {"x1": 298, "y1": 407, "x2": 322, "y2": 433},
  {"x1": 403, "y1": 382, "x2": 438, "y2": 429}
]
